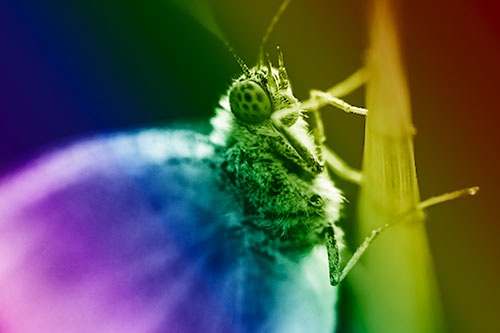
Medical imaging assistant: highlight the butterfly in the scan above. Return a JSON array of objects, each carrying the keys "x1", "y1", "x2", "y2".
[{"x1": 0, "y1": 1, "x2": 477, "y2": 332}]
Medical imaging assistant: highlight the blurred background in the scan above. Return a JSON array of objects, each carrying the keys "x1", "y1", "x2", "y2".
[{"x1": 0, "y1": 0, "x2": 498, "y2": 331}]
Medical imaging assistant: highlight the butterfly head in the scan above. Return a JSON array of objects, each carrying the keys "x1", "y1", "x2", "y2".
[
  {"x1": 229, "y1": 78, "x2": 272, "y2": 124},
  {"x1": 228, "y1": 47, "x2": 298, "y2": 126}
]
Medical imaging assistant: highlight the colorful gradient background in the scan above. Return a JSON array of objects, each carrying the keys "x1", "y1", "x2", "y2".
[{"x1": 0, "y1": 0, "x2": 498, "y2": 332}]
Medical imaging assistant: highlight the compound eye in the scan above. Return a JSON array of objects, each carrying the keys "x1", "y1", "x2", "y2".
[{"x1": 229, "y1": 80, "x2": 272, "y2": 124}]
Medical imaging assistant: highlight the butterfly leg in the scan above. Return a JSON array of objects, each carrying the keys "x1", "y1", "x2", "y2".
[
  {"x1": 271, "y1": 69, "x2": 367, "y2": 181},
  {"x1": 322, "y1": 144, "x2": 363, "y2": 184},
  {"x1": 306, "y1": 69, "x2": 368, "y2": 183},
  {"x1": 327, "y1": 187, "x2": 479, "y2": 286},
  {"x1": 273, "y1": 68, "x2": 368, "y2": 121},
  {"x1": 324, "y1": 225, "x2": 342, "y2": 286},
  {"x1": 310, "y1": 108, "x2": 326, "y2": 161},
  {"x1": 309, "y1": 90, "x2": 368, "y2": 116},
  {"x1": 326, "y1": 220, "x2": 394, "y2": 286},
  {"x1": 333, "y1": 223, "x2": 388, "y2": 285},
  {"x1": 290, "y1": 68, "x2": 369, "y2": 119},
  {"x1": 309, "y1": 100, "x2": 363, "y2": 184},
  {"x1": 271, "y1": 123, "x2": 324, "y2": 175}
]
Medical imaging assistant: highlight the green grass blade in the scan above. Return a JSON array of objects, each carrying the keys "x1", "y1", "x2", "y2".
[{"x1": 354, "y1": 1, "x2": 444, "y2": 332}]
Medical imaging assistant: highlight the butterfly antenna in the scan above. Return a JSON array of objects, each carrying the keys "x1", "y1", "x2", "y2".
[
  {"x1": 258, "y1": 0, "x2": 292, "y2": 68},
  {"x1": 222, "y1": 40, "x2": 251, "y2": 77}
]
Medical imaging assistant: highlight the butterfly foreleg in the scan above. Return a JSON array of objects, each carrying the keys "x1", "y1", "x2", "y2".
[
  {"x1": 309, "y1": 90, "x2": 368, "y2": 116},
  {"x1": 293, "y1": 68, "x2": 369, "y2": 117}
]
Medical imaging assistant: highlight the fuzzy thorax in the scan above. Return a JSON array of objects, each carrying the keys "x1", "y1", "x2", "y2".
[{"x1": 210, "y1": 93, "x2": 344, "y2": 254}]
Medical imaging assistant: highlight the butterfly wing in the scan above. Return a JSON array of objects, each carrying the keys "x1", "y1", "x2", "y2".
[{"x1": 0, "y1": 128, "x2": 335, "y2": 332}]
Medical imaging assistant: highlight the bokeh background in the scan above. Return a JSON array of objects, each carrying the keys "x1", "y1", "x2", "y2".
[{"x1": 0, "y1": 0, "x2": 498, "y2": 332}]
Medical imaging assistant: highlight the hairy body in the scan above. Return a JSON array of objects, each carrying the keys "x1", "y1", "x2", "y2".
[{"x1": 211, "y1": 92, "x2": 344, "y2": 260}]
